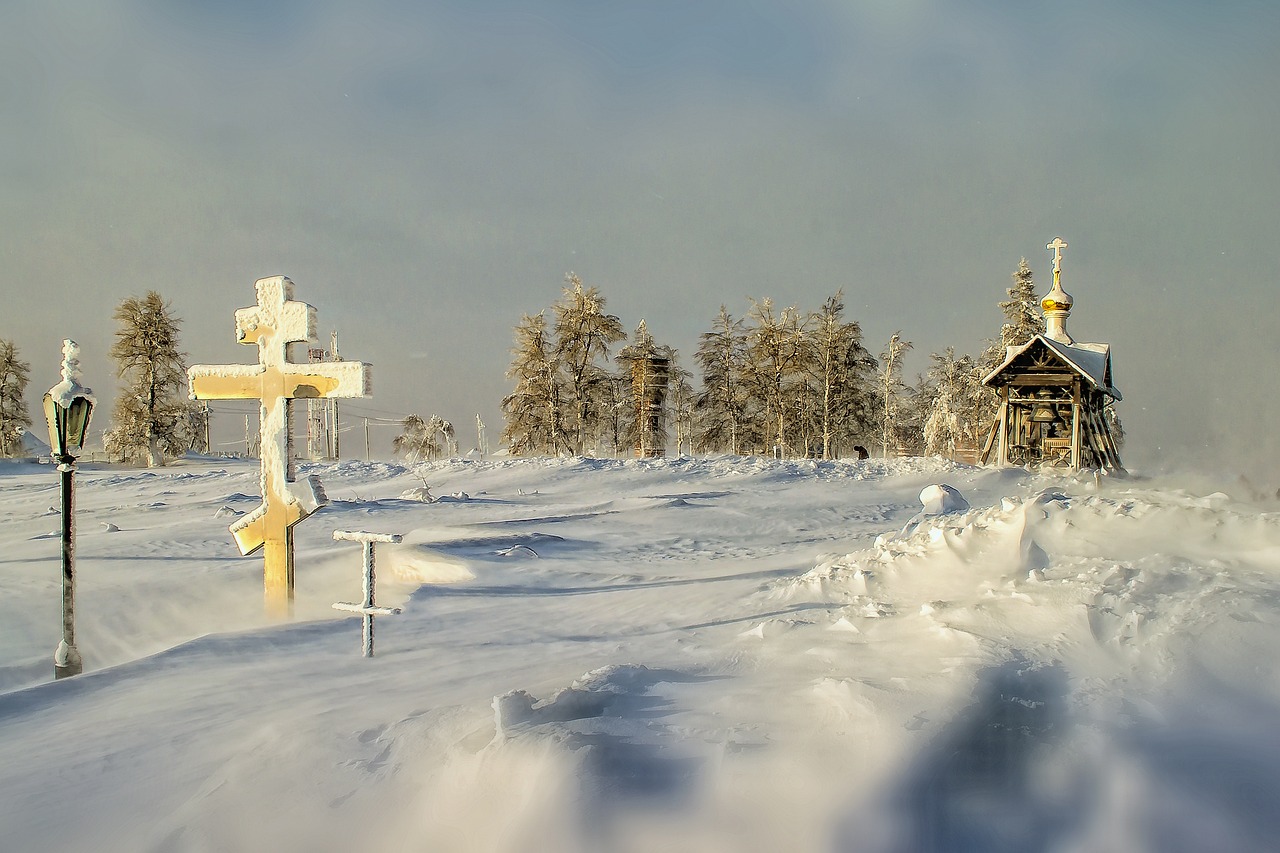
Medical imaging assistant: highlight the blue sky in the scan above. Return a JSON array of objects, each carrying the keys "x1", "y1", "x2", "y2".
[{"x1": 4, "y1": 1, "x2": 1278, "y2": 474}]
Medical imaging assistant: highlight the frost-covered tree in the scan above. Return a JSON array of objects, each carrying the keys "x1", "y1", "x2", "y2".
[
  {"x1": 998, "y1": 258, "x2": 1044, "y2": 350},
  {"x1": 744, "y1": 298, "x2": 809, "y2": 457},
  {"x1": 502, "y1": 312, "x2": 567, "y2": 456},
  {"x1": 553, "y1": 274, "x2": 625, "y2": 455},
  {"x1": 878, "y1": 332, "x2": 912, "y2": 458},
  {"x1": 105, "y1": 292, "x2": 193, "y2": 467},
  {"x1": 392, "y1": 414, "x2": 440, "y2": 462},
  {"x1": 428, "y1": 415, "x2": 456, "y2": 459},
  {"x1": 0, "y1": 339, "x2": 32, "y2": 457},
  {"x1": 922, "y1": 348, "x2": 982, "y2": 460},
  {"x1": 694, "y1": 306, "x2": 750, "y2": 455},
  {"x1": 807, "y1": 292, "x2": 877, "y2": 459}
]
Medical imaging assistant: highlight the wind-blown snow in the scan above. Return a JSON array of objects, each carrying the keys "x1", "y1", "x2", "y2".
[{"x1": 1, "y1": 455, "x2": 1278, "y2": 851}]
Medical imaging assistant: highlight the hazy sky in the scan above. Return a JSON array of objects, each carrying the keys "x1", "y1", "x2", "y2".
[{"x1": 4, "y1": 1, "x2": 1278, "y2": 476}]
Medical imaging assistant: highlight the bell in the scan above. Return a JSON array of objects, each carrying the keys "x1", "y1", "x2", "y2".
[{"x1": 1030, "y1": 402, "x2": 1057, "y2": 423}]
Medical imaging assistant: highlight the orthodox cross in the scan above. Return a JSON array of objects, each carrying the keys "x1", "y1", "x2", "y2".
[
  {"x1": 188, "y1": 276, "x2": 371, "y2": 617},
  {"x1": 1047, "y1": 237, "x2": 1068, "y2": 282},
  {"x1": 332, "y1": 530, "x2": 403, "y2": 657}
]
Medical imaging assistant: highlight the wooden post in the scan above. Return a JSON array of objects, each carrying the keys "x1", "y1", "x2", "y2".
[{"x1": 1070, "y1": 379, "x2": 1082, "y2": 470}]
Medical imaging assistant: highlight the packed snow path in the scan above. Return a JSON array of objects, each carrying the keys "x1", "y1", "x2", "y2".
[{"x1": 1, "y1": 456, "x2": 1279, "y2": 851}]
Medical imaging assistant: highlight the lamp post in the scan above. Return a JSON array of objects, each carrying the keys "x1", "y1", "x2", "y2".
[{"x1": 42, "y1": 340, "x2": 95, "y2": 680}]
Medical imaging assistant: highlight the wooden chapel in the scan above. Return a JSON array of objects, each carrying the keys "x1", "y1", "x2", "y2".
[{"x1": 979, "y1": 238, "x2": 1124, "y2": 471}]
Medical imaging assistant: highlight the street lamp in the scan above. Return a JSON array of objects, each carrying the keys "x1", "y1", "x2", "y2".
[{"x1": 42, "y1": 340, "x2": 95, "y2": 679}]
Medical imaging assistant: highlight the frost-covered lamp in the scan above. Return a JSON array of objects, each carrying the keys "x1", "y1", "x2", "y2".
[{"x1": 42, "y1": 339, "x2": 95, "y2": 679}]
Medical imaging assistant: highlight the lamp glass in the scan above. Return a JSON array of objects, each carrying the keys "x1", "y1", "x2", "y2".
[{"x1": 43, "y1": 394, "x2": 94, "y2": 458}]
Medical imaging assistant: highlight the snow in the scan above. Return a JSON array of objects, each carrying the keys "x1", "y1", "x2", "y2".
[
  {"x1": 2, "y1": 455, "x2": 1280, "y2": 851},
  {"x1": 46, "y1": 339, "x2": 96, "y2": 410}
]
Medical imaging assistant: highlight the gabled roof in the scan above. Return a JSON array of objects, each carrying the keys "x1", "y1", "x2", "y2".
[{"x1": 982, "y1": 335, "x2": 1121, "y2": 400}]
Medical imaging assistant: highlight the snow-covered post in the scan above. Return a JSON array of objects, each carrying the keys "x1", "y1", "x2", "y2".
[
  {"x1": 332, "y1": 530, "x2": 402, "y2": 657},
  {"x1": 187, "y1": 277, "x2": 372, "y2": 618},
  {"x1": 42, "y1": 340, "x2": 96, "y2": 679}
]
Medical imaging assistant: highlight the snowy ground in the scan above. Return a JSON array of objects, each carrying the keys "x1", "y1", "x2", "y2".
[{"x1": 2, "y1": 454, "x2": 1280, "y2": 852}]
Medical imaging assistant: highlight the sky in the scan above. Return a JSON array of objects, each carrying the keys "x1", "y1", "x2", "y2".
[{"x1": 3, "y1": 0, "x2": 1278, "y2": 476}]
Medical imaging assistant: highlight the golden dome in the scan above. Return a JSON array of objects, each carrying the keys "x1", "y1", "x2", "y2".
[{"x1": 1041, "y1": 288, "x2": 1073, "y2": 312}]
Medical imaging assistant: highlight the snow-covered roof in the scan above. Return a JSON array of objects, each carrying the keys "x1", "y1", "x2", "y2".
[{"x1": 982, "y1": 334, "x2": 1121, "y2": 400}]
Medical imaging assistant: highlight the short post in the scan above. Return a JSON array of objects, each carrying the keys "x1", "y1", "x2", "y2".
[{"x1": 332, "y1": 530, "x2": 402, "y2": 657}]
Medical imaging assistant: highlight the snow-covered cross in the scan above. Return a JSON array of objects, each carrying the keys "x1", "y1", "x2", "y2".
[
  {"x1": 188, "y1": 276, "x2": 371, "y2": 617},
  {"x1": 332, "y1": 530, "x2": 403, "y2": 657},
  {"x1": 1047, "y1": 236, "x2": 1068, "y2": 276}
]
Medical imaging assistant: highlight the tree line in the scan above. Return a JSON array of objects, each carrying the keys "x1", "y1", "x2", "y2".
[{"x1": 498, "y1": 260, "x2": 1120, "y2": 460}]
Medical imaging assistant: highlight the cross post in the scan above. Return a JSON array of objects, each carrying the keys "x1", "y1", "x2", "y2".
[
  {"x1": 188, "y1": 277, "x2": 372, "y2": 618},
  {"x1": 332, "y1": 530, "x2": 403, "y2": 657}
]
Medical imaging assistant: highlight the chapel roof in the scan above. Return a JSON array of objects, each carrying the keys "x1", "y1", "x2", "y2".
[{"x1": 982, "y1": 334, "x2": 1122, "y2": 401}]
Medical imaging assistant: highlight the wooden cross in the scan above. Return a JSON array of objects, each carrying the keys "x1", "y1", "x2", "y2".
[
  {"x1": 1047, "y1": 237, "x2": 1068, "y2": 275},
  {"x1": 188, "y1": 276, "x2": 371, "y2": 617}
]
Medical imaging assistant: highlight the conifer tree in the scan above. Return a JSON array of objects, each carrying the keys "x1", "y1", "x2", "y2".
[
  {"x1": 0, "y1": 339, "x2": 31, "y2": 457},
  {"x1": 878, "y1": 332, "x2": 912, "y2": 458},
  {"x1": 501, "y1": 312, "x2": 566, "y2": 456},
  {"x1": 105, "y1": 292, "x2": 193, "y2": 467},
  {"x1": 553, "y1": 274, "x2": 625, "y2": 455},
  {"x1": 999, "y1": 258, "x2": 1045, "y2": 349},
  {"x1": 694, "y1": 306, "x2": 750, "y2": 455}
]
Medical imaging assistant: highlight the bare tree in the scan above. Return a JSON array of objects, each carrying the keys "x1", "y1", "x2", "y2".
[
  {"x1": 0, "y1": 339, "x2": 31, "y2": 457},
  {"x1": 105, "y1": 292, "x2": 193, "y2": 467}
]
